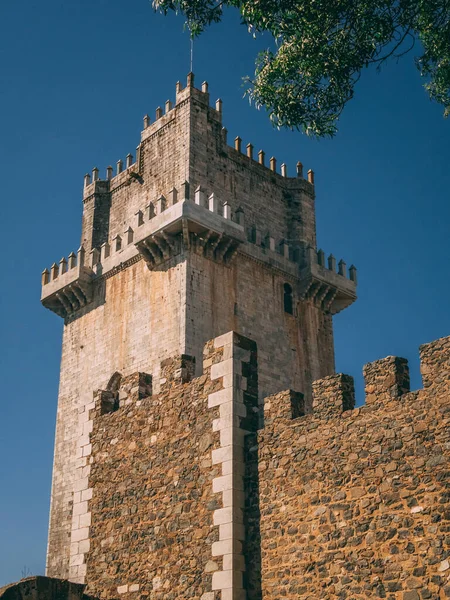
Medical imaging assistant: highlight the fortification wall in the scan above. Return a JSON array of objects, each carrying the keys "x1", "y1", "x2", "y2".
[
  {"x1": 46, "y1": 256, "x2": 188, "y2": 580},
  {"x1": 81, "y1": 332, "x2": 258, "y2": 600},
  {"x1": 83, "y1": 352, "x2": 222, "y2": 600},
  {"x1": 246, "y1": 335, "x2": 450, "y2": 600},
  {"x1": 47, "y1": 330, "x2": 450, "y2": 599}
]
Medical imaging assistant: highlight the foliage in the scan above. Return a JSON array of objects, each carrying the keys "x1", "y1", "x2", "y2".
[{"x1": 153, "y1": 0, "x2": 450, "y2": 137}]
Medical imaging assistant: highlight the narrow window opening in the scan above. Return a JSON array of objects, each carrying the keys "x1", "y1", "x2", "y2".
[{"x1": 284, "y1": 283, "x2": 293, "y2": 314}]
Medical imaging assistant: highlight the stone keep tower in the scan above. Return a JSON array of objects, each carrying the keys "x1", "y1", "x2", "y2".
[{"x1": 41, "y1": 74, "x2": 357, "y2": 590}]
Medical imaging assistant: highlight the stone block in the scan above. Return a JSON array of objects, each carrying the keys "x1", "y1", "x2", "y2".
[
  {"x1": 312, "y1": 374, "x2": 355, "y2": 417},
  {"x1": 363, "y1": 356, "x2": 409, "y2": 404}
]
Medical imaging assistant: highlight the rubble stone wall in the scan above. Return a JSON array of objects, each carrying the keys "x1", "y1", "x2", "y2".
[
  {"x1": 246, "y1": 335, "x2": 450, "y2": 600},
  {"x1": 83, "y1": 337, "x2": 232, "y2": 600},
  {"x1": 82, "y1": 331, "x2": 259, "y2": 600}
]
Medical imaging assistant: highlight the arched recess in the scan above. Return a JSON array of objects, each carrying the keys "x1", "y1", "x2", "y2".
[{"x1": 106, "y1": 371, "x2": 122, "y2": 394}]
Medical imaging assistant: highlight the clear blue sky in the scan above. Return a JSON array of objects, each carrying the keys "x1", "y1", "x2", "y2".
[{"x1": 0, "y1": 0, "x2": 449, "y2": 586}]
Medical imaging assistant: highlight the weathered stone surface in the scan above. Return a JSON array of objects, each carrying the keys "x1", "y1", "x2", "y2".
[
  {"x1": 245, "y1": 335, "x2": 450, "y2": 599},
  {"x1": 83, "y1": 341, "x2": 225, "y2": 599}
]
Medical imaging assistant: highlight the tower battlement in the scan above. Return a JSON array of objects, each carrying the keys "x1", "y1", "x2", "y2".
[{"x1": 82, "y1": 74, "x2": 315, "y2": 205}]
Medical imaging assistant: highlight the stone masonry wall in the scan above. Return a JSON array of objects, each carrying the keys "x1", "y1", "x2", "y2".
[
  {"x1": 246, "y1": 335, "x2": 450, "y2": 600},
  {"x1": 46, "y1": 256, "x2": 188, "y2": 580},
  {"x1": 81, "y1": 75, "x2": 316, "y2": 259},
  {"x1": 82, "y1": 332, "x2": 258, "y2": 600},
  {"x1": 186, "y1": 251, "x2": 334, "y2": 404}
]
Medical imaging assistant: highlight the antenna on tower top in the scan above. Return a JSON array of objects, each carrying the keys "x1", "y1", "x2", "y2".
[{"x1": 190, "y1": 37, "x2": 194, "y2": 73}]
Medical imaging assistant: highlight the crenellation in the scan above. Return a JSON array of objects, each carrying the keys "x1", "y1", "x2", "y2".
[
  {"x1": 195, "y1": 185, "x2": 207, "y2": 207},
  {"x1": 363, "y1": 355, "x2": 410, "y2": 405},
  {"x1": 263, "y1": 389, "x2": 305, "y2": 424},
  {"x1": 88, "y1": 249, "x2": 99, "y2": 269},
  {"x1": 317, "y1": 248, "x2": 325, "y2": 266},
  {"x1": 167, "y1": 186, "x2": 177, "y2": 206},
  {"x1": 59, "y1": 257, "x2": 68, "y2": 275},
  {"x1": 124, "y1": 226, "x2": 133, "y2": 245},
  {"x1": 328, "y1": 252, "x2": 336, "y2": 271},
  {"x1": 50, "y1": 263, "x2": 58, "y2": 280},
  {"x1": 338, "y1": 257, "x2": 347, "y2": 276},
  {"x1": 420, "y1": 335, "x2": 450, "y2": 391},
  {"x1": 312, "y1": 372, "x2": 355, "y2": 417},
  {"x1": 100, "y1": 242, "x2": 109, "y2": 261}
]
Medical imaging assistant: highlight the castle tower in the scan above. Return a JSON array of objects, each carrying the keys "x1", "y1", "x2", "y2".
[{"x1": 41, "y1": 74, "x2": 356, "y2": 585}]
